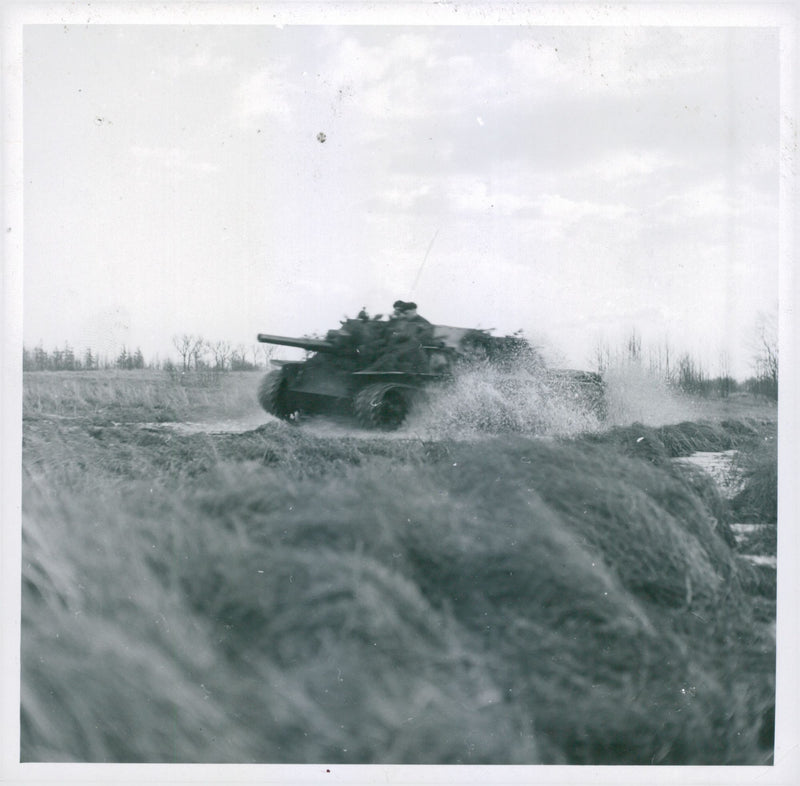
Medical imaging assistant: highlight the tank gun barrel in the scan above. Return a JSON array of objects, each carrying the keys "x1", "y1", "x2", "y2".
[{"x1": 257, "y1": 333, "x2": 348, "y2": 355}]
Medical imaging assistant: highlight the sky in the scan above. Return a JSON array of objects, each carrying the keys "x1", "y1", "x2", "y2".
[{"x1": 21, "y1": 20, "x2": 780, "y2": 376}]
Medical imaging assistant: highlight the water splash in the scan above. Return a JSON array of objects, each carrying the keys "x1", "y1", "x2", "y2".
[
  {"x1": 409, "y1": 357, "x2": 704, "y2": 438},
  {"x1": 410, "y1": 361, "x2": 604, "y2": 439},
  {"x1": 601, "y1": 363, "x2": 701, "y2": 426}
]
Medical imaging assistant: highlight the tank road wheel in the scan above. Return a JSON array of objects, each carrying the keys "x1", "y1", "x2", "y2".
[
  {"x1": 354, "y1": 383, "x2": 412, "y2": 430},
  {"x1": 257, "y1": 369, "x2": 296, "y2": 421}
]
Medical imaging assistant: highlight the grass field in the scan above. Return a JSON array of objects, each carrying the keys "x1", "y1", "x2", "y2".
[{"x1": 20, "y1": 369, "x2": 778, "y2": 764}]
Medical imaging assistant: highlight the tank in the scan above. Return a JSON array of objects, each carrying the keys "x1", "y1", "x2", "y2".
[{"x1": 256, "y1": 315, "x2": 604, "y2": 429}]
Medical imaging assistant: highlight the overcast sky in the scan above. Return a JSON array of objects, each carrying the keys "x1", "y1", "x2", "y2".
[{"x1": 22, "y1": 22, "x2": 779, "y2": 376}]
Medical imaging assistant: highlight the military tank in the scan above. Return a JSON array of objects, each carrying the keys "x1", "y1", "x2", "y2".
[{"x1": 256, "y1": 313, "x2": 605, "y2": 430}]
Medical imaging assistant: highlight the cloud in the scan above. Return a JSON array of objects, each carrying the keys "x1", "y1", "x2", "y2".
[
  {"x1": 738, "y1": 142, "x2": 779, "y2": 181},
  {"x1": 653, "y1": 181, "x2": 734, "y2": 225},
  {"x1": 234, "y1": 65, "x2": 295, "y2": 123},
  {"x1": 230, "y1": 31, "x2": 444, "y2": 135},
  {"x1": 535, "y1": 193, "x2": 632, "y2": 225},
  {"x1": 579, "y1": 149, "x2": 676, "y2": 183},
  {"x1": 503, "y1": 28, "x2": 728, "y2": 101},
  {"x1": 129, "y1": 145, "x2": 220, "y2": 175},
  {"x1": 323, "y1": 32, "x2": 443, "y2": 124},
  {"x1": 377, "y1": 180, "x2": 434, "y2": 211},
  {"x1": 446, "y1": 177, "x2": 539, "y2": 216},
  {"x1": 155, "y1": 50, "x2": 235, "y2": 80},
  {"x1": 648, "y1": 178, "x2": 776, "y2": 240}
]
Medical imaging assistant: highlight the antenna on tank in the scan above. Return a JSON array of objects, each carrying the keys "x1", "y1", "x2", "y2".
[{"x1": 410, "y1": 228, "x2": 439, "y2": 294}]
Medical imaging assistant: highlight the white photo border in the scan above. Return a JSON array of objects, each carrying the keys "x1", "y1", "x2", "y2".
[{"x1": 2, "y1": 2, "x2": 797, "y2": 785}]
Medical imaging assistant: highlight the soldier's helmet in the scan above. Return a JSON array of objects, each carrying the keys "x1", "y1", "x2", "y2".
[{"x1": 393, "y1": 300, "x2": 418, "y2": 318}]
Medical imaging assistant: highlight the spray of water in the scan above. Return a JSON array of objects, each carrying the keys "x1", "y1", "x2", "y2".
[
  {"x1": 409, "y1": 357, "x2": 702, "y2": 439},
  {"x1": 410, "y1": 359, "x2": 604, "y2": 439},
  {"x1": 601, "y1": 361, "x2": 702, "y2": 427}
]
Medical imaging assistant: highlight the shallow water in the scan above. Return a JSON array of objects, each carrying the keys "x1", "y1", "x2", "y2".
[
  {"x1": 672, "y1": 452, "x2": 775, "y2": 570},
  {"x1": 140, "y1": 413, "x2": 268, "y2": 435},
  {"x1": 673, "y1": 450, "x2": 744, "y2": 499}
]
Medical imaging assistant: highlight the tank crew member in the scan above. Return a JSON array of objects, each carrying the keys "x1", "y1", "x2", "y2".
[
  {"x1": 368, "y1": 300, "x2": 433, "y2": 372},
  {"x1": 392, "y1": 300, "x2": 431, "y2": 324}
]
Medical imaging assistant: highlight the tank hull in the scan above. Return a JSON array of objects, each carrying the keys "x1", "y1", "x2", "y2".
[{"x1": 260, "y1": 358, "x2": 449, "y2": 428}]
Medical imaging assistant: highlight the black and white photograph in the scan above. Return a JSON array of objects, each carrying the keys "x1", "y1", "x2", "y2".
[{"x1": 2, "y1": 1, "x2": 798, "y2": 783}]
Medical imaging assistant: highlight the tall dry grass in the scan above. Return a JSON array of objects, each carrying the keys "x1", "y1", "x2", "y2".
[
  {"x1": 731, "y1": 436, "x2": 778, "y2": 524},
  {"x1": 22, "y1": 370, "x2": 260, "y2": 423}
]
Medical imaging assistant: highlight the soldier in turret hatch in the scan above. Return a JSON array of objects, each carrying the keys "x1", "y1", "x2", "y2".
[
  {"x1": 365, "y1": 301, "x2": 433, "y2": 372},
  {"x1": 392, "y1": 300, "x2": 431, "y2": 325}
]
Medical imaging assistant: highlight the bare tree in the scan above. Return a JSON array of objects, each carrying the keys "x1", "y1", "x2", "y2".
[
  {"x1": 257, "y1": 343, "x2": 274, "y2": 369},
  {"x1": 172, "y1": 334, "x2": 193, "y2": 371},
  {"x1": 190, "y1": 336, "x2": 207, "y2": 370},
  {"x1": 752, "y1": 311, "x2": 778, "y2": 399},
  {"x1": 231, "y1": 343, "x2": 257, "y2": 370},
  {"x1": 716, "y1": 348, "x2": 735, "y2": 397},
  {"x1": 209, "y1": 340, "x2": 232, "y2": 371},
  {"x1": 676, "y1": 352, "x2": 707, "y2": 394},
  {"x1": 592, "y1": 339, "x2": 611, "y2": 374},
  {"x1": 626, "y1": 329, "x2": 642, "y2": 364},
  {"x1": 172, "y1": 334, "x2": 206, "y2": 371}
]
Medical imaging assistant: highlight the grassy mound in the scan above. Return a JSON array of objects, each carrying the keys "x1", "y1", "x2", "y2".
[
  {"x1": 730, "y1": 436, "x2": 778, "y2": 524},
  {"x1": 584, "y1": 419, "x2": 766, "y2": 465},
  {"x1": 21, "y1": 419, "x2": 774, "y2": 764}
]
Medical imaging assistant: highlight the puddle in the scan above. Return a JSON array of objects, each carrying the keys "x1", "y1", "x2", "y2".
[
  {"x1": 674, "y1": 453, "x2": 776, "y2": 571},
  {"x1": 673, "y1": 450, "x2": 743, "y2": 498},
  {"x1": 140, "y1": 413, "x2": 458, "y2": 442},
  {"x1": 140, "y1": 414, "x2": 267, "y2": 435}
]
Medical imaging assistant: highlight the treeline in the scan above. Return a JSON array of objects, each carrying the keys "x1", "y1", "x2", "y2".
[
  {"x1": 24, "y1": 323, "x2": 779, "y2": 402},
  {"x1": 23, "y1": 344, "x2": 110, "y2": 372},
  {"x1": 594, "y1": 325, "x2": 778, "y2": 401},
  {"x1": 22, "y1": 336, "x2": 275, "y2": 373},
  {"x1": 169, "y1": 334, "x2": 273, "y2": 372}
]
